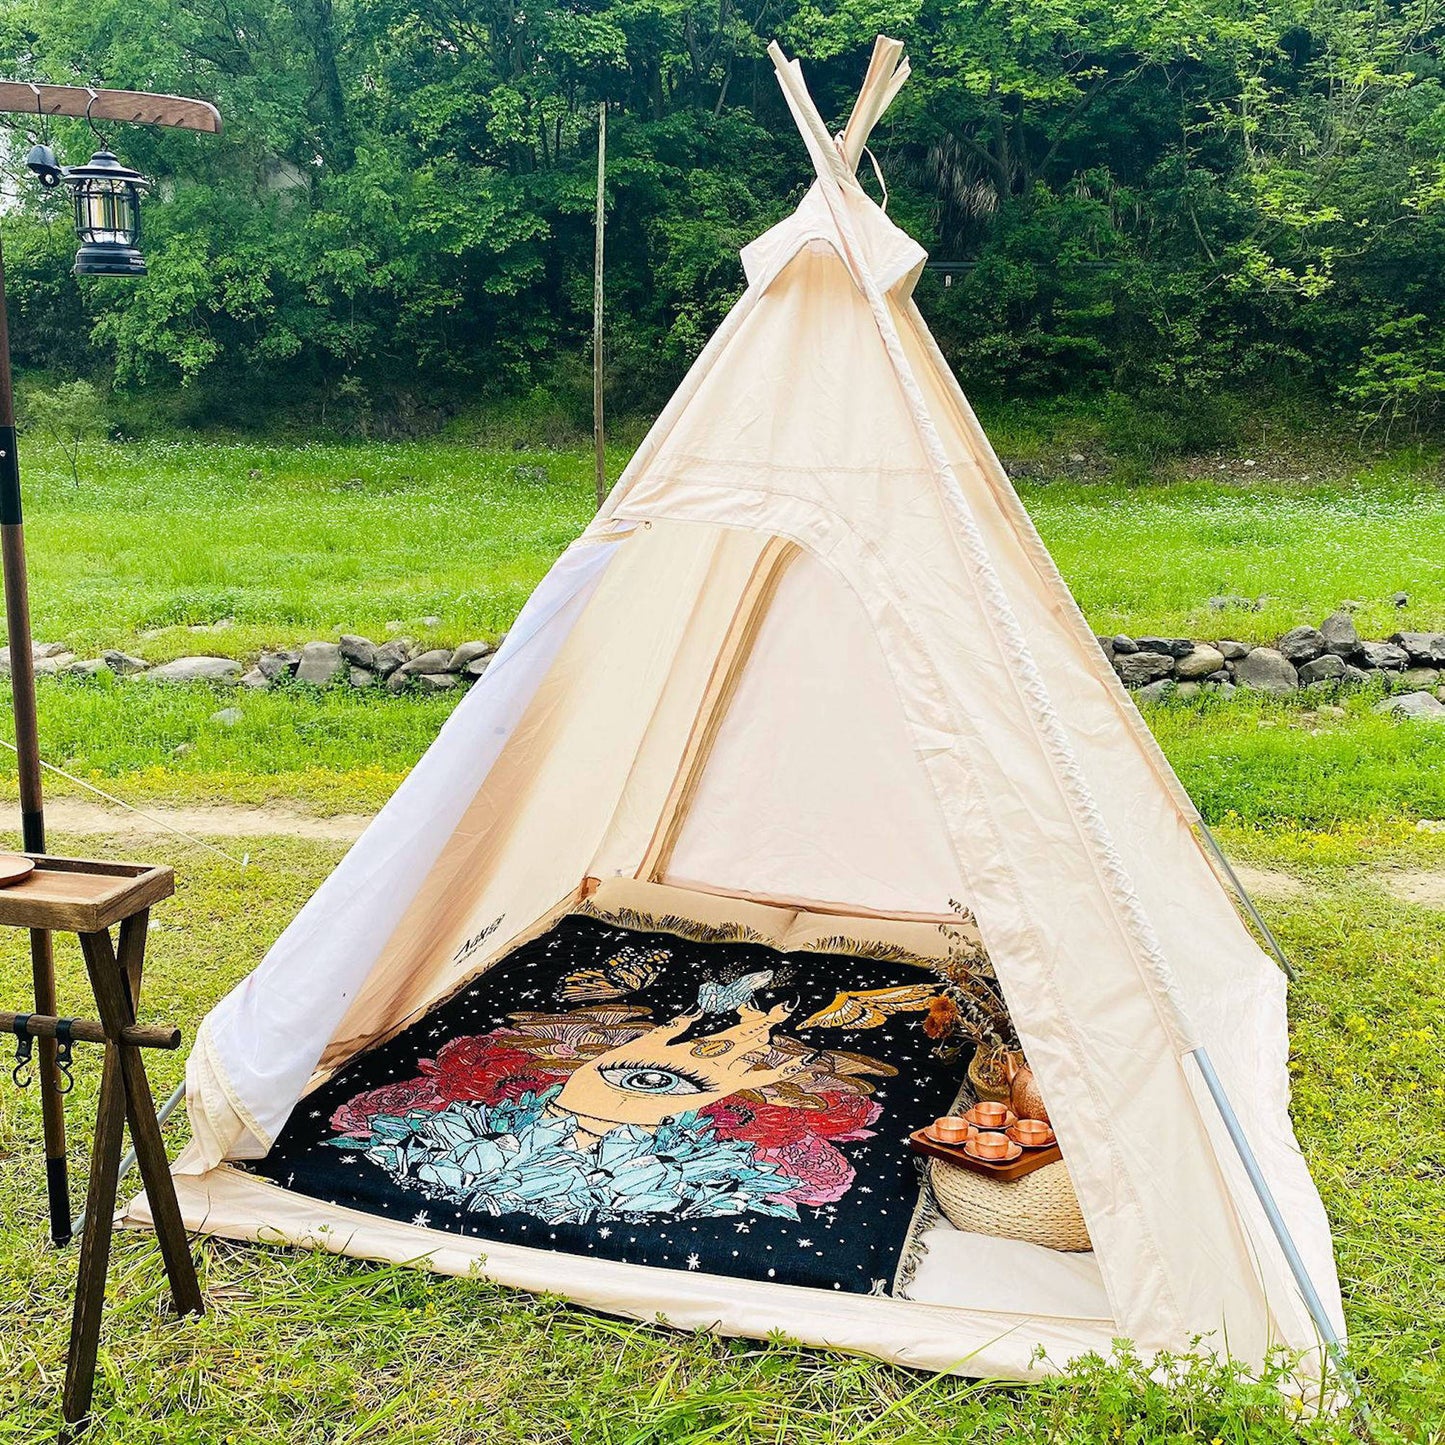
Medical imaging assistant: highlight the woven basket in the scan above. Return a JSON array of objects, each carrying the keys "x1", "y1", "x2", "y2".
[{"x1": 929, "y1": 1157, "x2": 1092, "y2": 1252}]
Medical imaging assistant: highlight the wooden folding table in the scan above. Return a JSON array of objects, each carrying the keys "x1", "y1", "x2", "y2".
[{"x1": 0, "y1": 854, "x2": 202, "y2": 1427}]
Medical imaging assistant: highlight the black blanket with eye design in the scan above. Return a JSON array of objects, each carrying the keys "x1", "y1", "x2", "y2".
[{"x1": 245, "y1": 914, "x2": 966, "y2": 1295}]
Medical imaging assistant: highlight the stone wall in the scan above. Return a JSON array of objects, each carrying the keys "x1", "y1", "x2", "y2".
[
  {"x1": 6, "y1": 608, "x2": 1445, "y2": 719},
  {"x1": 0, "y1": 632, "x2": 501, "y2": 693},
  {"x1": 1101, "y1": 609, "x2": 1445, "y2": 705}
]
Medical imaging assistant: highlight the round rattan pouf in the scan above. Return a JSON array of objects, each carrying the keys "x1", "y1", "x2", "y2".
[{"x1": 929, "y1": 1157, "x2": 1092, "y2": 1252}]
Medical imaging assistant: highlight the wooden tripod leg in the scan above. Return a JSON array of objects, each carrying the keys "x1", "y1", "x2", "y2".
[
  {"x1": 79, "y1": 928, "x2": 203, "y2": 1316},
  {"x1": 61, "y1": 1034, "x2": 126, "y2": 1425}
]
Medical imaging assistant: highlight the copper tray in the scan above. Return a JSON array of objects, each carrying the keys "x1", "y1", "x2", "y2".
[
  {"x1": 0, "y1": 853, "x2": 36, "y2": 888},
  {"x1": 909, "y1": 1127, "x2": 1063, "y2": 1182}
]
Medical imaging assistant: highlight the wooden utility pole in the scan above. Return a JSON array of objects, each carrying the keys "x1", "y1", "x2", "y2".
[
  {"x1": 0, "y1": 80, "x2": 219, "y2": 1247},
  {"x1": 592, "y1": 102, "x2": 607, "y2": 510}
]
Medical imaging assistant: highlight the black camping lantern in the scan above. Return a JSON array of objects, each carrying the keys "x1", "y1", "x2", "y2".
[{"x1": 61, "y1": 149, "x2": 151, "y2": 276}]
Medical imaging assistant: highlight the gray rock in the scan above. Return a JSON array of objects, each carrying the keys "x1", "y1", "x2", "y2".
[
  {"x1": 1235, "y1": 647, "x2": 1298, "y2": 694},
  {"x1": 1136, "y1": 636, "x2": 1194, "y2": 659},
  {"x1": 385, "y1": 667, "x2": 413, "y2": 694},
  {"x1": 464, "y1": 656, "x2": 491, "y2": 679},
  {"x1": 1358, "y1": 640, "x2": 1409, "y2": 671},
  {"x1": 1298, "y1": 654, "x2": 1345, "y2": 686},
  {"x1": 1208, "y1": 680, "x2": 1237, "y2": 698},
  {"x1": 1115, "y1": 650, "x2": 1175, "y2": 687},
  {"x1": 1174, "y1": 681, "x2": 1201, "y2": 701},
  {"x1": 421, "y1": 615, "x2": 442, "y2": 628},
  {"x1": 1374, "y1": 691, "x2": 1445, "y2": 720},
  {"x1": 1277, "y1": 625, "x2": 1326, "y2": 664},
  {"x1": 103, "y1": 650, "x2": 148, "y2": 676},
  {"x1": 349, "y1": 666, "x2": 377, "y2": 688},
  {"x1": 33, "y1": 652, "x2": 77, "y2": 674},
  {"x1": 398, "y1": 648, "x2": 453, "y2": 677},
  {"x1": 1397, "y1": 667, "x2": 1441, "y2": 691},
  {"x1": 339, "y1": 634, "x2": 377, "y2": 670},
  {"x1": 1319, "y1": 611, "x2": 1360, "y2": 657},
  {"x1": 209, "y1": 707, "x2": 243, "y2": 727},
  {"x1": 385, "y1": 620, "x2": 406, "y2": 633},
  {"x1": 1343, "y1": 664, "x2": 1378, "y2": 686},
  {"x1": 33, "y1": 641, "x2": 70, "y2": 659},
  {"x1": 295, "y1": 641, "x2": 346, "y2": 685},
  {"x1": 146, "y1": 656, "x2": 242, "y2": 685},
  {"x1": 1390, "y1": 632, "x2": 1445, "y2": 665},
  {"x1": 1111, "y1": 634, "x2": 1137, "y2": 654},
  {"x1": 240, "y1": 669, "x2": 270, "y2": 689},
  {"x1": 64, "y1": 658, "x2": 110, "y2": 678},
  {"x1": 1176, "y1": 644, "x2": 1225, "y2": 680},
  {"x1": 1391, "y1": 591, "x2": 1409, "y2": 608},
  {"x1": 1217, "y1": 640, "x2": 1250, "y2": 661},
  {"x1": 1205, "y1": 669, "x2": 1231, "y2": 684},
  {"x1": 257, "y1": 649, "x2": 300, "y2": 681},
  {"x1": 419, "y1": 672, "x2": 459, "y2": 692},
  {"x1": 1134, "y1": 679, "x2": 1174, "y2": 704},
  {"x1": 448, "y1": 640, "x2": 494, "y2": 673},
  {"x1": 372, "y1": 639, "x2": 411, "y2": 677}
]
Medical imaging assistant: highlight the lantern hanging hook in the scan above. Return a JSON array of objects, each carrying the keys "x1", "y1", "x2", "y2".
[{"x1": 84, "y1": 86, "x2": 109, "y2": 150}]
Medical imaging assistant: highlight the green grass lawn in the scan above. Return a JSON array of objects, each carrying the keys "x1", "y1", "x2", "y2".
[
  {"x1": 8, "y1": 434, "x2": 1445, "y2": 663},
  {"x1": 1, "y1": 828, "x2": 1440, "y2": 1440}
]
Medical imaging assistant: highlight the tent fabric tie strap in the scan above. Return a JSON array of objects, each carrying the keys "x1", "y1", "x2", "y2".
[{"x1": 11, "y1": 1013, "x2": 34, "y2": 1087}]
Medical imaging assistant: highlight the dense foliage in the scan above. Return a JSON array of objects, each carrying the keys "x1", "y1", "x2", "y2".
[{"x1": 1, "y1": 0, "x2": 1442, "y2": 432}]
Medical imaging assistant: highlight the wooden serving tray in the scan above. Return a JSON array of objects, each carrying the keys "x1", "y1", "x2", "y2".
[{"x1": 909, "y1": 1128, "x2": 1063, "y2": 1182}]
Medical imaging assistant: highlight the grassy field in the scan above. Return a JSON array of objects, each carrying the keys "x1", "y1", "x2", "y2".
[
  {"x1": 4, "y1": 432, "x2": 1445, "y2": 821},
  {"x1": 2, "y1": 430, "x2": 1445, "y2": 1439}
]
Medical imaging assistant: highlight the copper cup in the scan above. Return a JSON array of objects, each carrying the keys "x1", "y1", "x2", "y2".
[
  {"x1": 1010, "y1": 1118, "x2": 1056, "y2": 1149},
  {"x1": 932, "y1": 1115, "x2": 974, "y2": 1145},
  {"x1": 970, "y1": 1131, "x2": 1014, "y2": 1160},
  {"x1": 967, "y1": 1100, "x2": 1011, "y2": 1129}
]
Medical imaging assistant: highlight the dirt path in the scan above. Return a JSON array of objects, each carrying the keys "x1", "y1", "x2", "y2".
[
  {"x1": 41, "y1": 799, "x2": 370, "y2": 842},
  {"x1": 27, "y1": 802, "x2": 1445, "y2": 910}
]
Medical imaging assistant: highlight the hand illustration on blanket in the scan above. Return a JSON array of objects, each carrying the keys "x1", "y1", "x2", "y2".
[{"x1": 330, "y1": 998, "x2": 890, "y2": 1224}]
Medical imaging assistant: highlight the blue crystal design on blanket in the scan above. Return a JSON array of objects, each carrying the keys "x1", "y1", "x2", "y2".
[{"x1": 338, "y1": 1087, "x2": 804, "y2": 1224}]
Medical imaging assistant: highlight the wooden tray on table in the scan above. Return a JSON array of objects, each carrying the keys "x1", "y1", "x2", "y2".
[{"x1": 908, "y1": 1128, "x2": 1063, "y2": 1182}]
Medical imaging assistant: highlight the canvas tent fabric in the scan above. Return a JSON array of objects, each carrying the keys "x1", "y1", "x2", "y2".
[{"x1": 131, "y1": 38, "x2": 1344, "y2": 1390}]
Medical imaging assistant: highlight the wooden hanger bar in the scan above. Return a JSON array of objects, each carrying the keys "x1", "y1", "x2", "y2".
[
  {"x1": 1, "y1": 1010, "x2": 181, "y2": 1049},
  {"x1": 0, "y1": 82, "x2": 221, "y2": 133}
]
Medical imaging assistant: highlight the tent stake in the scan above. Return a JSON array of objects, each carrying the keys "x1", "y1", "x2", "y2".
[
  {"x1": 70, "y1": 1078, "x2": 185, "y2": 1239},
  {"x1": 1190, "y1": 1047, "x2": 1357, "y2": 1406},
  {"x1": 1197, "y1": 822, "x2": 1297, "y2": 981}
]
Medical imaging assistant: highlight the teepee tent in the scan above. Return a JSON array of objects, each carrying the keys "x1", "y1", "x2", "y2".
[{"x1": 130, "y1": 39, "x2": 1344, "y2": 1389}]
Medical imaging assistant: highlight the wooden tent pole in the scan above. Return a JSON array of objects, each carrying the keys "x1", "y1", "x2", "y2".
[
  {"x1": 593, "y1": 101, "x2": 607, "y2": 510},
  {"x1": 0, "y1": 232, "x2": 68, "y2": 1244}
]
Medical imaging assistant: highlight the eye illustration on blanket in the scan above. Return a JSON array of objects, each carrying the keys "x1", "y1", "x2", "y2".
[{"x1": 551, "y1": 1002, "x2": 818, "y2": 1143}]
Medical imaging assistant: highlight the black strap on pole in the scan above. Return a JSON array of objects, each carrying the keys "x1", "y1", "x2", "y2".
[
  {"x1": 0, "y1": 424, "x2": 20, "y2": 524},
  {"x1": 53, "y1": 1017, "x2": 74, "y2": 1093},
  {"x1": 11, "y1": 1013, "x2": 33, "y2": 1087}
]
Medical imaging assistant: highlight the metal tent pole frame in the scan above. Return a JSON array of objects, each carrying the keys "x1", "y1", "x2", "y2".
[
  {"x1": 1190, "y1": 1046, "x2": 1355, "y2": 1404},
  {"x1": 71, "y1": 1079, "x2": 185, "y2": 1238},
  {"x1": 1197, "y1": 821, "x2": 1297, "y2": 981}
]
